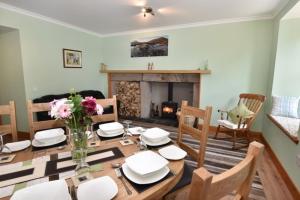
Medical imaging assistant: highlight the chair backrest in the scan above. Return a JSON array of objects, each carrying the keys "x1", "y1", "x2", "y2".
[
  {"x1": 0, "y1": 101, "x2": 18, "y2": 141},
  {"x1": 189, "y1": 141, "x2": 264, "y2": 200},
  {"x1": 27, "y1": 100, "x2": 64, "y2": 139},
  {"x1": 92, "y1": 95, "x2": 118, "y2": 124},
  {"x1": 238, "y1": 93, "x2": 266, "y2": 128},
  {"x1": 177, "y1": 100, "x2": 212, "y2": 168}
]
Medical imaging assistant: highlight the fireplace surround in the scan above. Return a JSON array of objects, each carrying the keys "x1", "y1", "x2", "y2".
[{"x1": 101, "y1": 69, "x2": 211, "y2": 125}]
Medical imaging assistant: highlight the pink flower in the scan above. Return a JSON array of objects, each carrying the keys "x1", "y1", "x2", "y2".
[
  {"x1": 96, "y1": 104, "x2": 104, "y2": 115},
  {"x1": 81, "y1": 97, "x2": 97, "y2": 115},
  {"x1": 58, "y1": 104, "x2": 72, "y2": 118}
]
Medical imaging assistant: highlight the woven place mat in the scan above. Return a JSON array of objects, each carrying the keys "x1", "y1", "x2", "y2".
[
  {"x1": 120, "y1": 168, "x2": 174, "y2": 193},
  {"x1": 31, "y1": 140, "x2": 67, "y2": 151},
  {"x1": 145, "y1": 141, "x2": 174, "y2": 149}
]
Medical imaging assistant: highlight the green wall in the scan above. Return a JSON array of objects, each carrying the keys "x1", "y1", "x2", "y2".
[
  {"x1": 262, "y1": 0, "x2": 300, "y2": 190},
  {"x1": 273, "y1": 18, "x2": 300, "y2": 96},
  {"x1": 103, "y1": 20, "x2": 274, "y2": 130},
  {"x1": 0, "y1": 29, "x2": 27, "y2": 131},
  {"x1": 0, "y1": 7, "x2": 105, "y2": 131}
]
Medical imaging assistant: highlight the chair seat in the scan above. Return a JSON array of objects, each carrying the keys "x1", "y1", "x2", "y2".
[
  {"x1": 217, "y1": 119, "x2": 247, "y2": 130},
  {"x1": 169, "y1": 162, "x2": 195, "y2": 193}
]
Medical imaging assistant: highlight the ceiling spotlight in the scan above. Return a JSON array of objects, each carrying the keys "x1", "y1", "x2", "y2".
[{"x1": 142, "y1": 7, "x2": 155, "y2": 17}]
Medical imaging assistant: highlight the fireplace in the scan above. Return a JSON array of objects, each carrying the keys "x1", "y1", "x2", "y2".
[{"x1": 161, "y1": 83, "x2": 178, "y2": 119}]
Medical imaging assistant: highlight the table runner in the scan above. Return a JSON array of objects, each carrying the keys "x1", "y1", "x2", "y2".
[
  {"x1": 0, "y1": 147, "x2": 124, "y2": 198},
  {"x1": 45, "y1": 147, "x2": 124, "y2": 176}
]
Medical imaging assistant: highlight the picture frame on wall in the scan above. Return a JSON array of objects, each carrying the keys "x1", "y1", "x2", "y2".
[
  {"x1": 63, "y1": 49, "x2": 82, "y2": 68},
  {"x1": 131, "y1": 35, "x2": 168, "y2": 57}
]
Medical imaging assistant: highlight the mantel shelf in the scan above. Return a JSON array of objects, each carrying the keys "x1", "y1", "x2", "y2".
[{"x1": 100, "y1": 69, "x2": 211, "y2": 74}]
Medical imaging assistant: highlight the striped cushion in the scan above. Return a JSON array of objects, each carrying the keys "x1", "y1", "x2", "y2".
[{"x1": 271, "y1": 96, "x2": 300, "y2": 118}]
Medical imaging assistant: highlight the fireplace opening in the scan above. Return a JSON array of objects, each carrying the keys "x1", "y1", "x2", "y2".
[{"x1": 161, "y1": 82, "x2": 178, "y2": 119}]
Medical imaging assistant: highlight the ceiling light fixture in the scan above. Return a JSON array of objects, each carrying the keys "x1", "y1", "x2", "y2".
[{"x1": 142, "y1": 7, "x2": 155, "y2": 17}]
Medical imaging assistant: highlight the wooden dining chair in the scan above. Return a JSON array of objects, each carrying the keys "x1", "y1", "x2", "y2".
[
  {"x1": 0, "y1": 101, "x2": 18, "y2": 141},
  {"x1": 189, "y1": 141, "x2": 264, "y2": 200},
  {"x1": 215, "y1": 93, "x2": 266, "y2": 149},
  {"x1": 92, "y1": 95, "x2": 118, "y2": 124},
  {"x1": 27, "y1": 100, "x2": 64, "y2": 139},
  {"x1": 165, "y1": 101, "x2": 212, "y2": 199}
]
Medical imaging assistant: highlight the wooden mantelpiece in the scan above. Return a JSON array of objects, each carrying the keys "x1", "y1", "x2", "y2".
[
  {"x1": 100, "y1": 68, "x2": 211, "y2": 115},
  {"x1": 100, "y1": 69, "x2": 211, "y2": 74}
]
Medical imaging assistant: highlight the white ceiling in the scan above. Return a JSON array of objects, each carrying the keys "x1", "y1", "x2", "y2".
[
  {"x1": 282, "y1": 1, "x2": 300, "y2": 20},
  {"x1": 0, "y1": 0, "x2": 289, "y2": 36}
]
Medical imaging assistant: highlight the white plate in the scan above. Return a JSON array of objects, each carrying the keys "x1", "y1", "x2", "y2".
[
  {"x1": 122, "y1": 163, "x2": 170, "y2": 185},
  {"x1": 142, "y1": 128, "x2": 170, "y2": 143},
  {"x1": 100, "y1": 128, "x2": 124, "y2": 135},
  {"x1": 158, "y1": 145, "x2": 187, "y2": 160},
  {"x1": 32, "y1": 135, "x2": 67, "y2": 147},
  {"x1": 141, "y1": 136, "x2": 171, "y2": 147},
  {"x1": 125, "y1": 151, "x2": 169, "y2": 176},
  {"x1": 128, "y1": 127, "x2": 146, "y2": 135},
  {"x1": 77, "y1": 176, "x2": 118, "y2": 200},
  {"x1": 96, "y1": 129, "x2": 124, "y2": 138},
  {"x1": 34, "y1": 128, "x2": 65, "y2": 143},
  {"x1": 2, "y1": 140, "x2": 31, "y2": 153},
  {"x1": 11, "y1": 179, "x2": 71, "y2": 200},
  {"x1": 99, "y1": 122, "x2": 124, "y2": 132}
]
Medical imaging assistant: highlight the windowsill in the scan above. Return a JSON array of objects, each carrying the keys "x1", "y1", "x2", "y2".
[{"x1": 267, "y1": 114, "x2": 299, "y2": 144}]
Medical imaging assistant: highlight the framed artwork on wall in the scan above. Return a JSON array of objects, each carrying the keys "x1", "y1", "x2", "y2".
[
  {"x1": 131, "y1": 35, "x2": 168, "y2": 57},
  {"x1": 63, "y1": 49, "x2": 82, "y2": 68}
]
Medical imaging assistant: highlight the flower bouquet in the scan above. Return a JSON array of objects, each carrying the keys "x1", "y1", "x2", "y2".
[{"x1": 49, "y1": 92, "x2": 103, "y2": 171}]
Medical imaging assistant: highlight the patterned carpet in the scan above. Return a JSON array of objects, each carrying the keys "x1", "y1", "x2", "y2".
[{"x1": 168, "y1": 132, "x2": 266, "y2": 200}]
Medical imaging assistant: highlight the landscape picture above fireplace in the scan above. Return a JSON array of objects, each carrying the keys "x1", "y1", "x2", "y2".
[{"x1": 131, "y1": 36, "x2": 168, "y2": 57}]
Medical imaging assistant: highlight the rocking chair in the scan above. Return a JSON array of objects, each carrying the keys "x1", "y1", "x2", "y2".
[{"x1": 215, "y1": 93, "x2": 266, "y2": 149}]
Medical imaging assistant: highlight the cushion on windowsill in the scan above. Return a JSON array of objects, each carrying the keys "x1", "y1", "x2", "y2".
[
  {"x1": 271, "y1": 96, "x2": 300, "y2": 118},
  {"x1": 217, "y1": 119, "x2": 247, "y2": 130},
  {"x1": 270, "y1": 115, "x2": 300, "y2": 138}
]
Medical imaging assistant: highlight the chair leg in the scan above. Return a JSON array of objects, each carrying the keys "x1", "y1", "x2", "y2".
[
  {"x1": 232, "y1": 131, "x2": 237, "y2": 150},
  {"x1": 214, "y1": 125, "x2": 220, "y2": 139}
]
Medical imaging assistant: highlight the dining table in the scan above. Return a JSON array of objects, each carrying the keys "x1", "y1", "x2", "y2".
[{"x1": 0, "y1": 127, "x2": 185, "y2": 200}]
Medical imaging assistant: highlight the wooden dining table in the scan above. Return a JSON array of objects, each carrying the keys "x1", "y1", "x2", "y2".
[{"x1": 0, "y1": 134, "x2": 185, "y2": 200}]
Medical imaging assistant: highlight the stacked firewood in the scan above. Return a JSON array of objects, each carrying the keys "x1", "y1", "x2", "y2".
[{"x1": 116, "y1": 81, "x2": 141, "y2": 117}]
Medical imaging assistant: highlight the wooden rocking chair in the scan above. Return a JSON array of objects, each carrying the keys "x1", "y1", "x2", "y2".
[{"x1": 215, "y1": 93, "x2": 266, "y2": 149}]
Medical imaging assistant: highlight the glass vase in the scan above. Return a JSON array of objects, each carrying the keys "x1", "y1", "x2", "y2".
[{"x1": 69, "y1": 127, "x2": 89, "y2": 172}]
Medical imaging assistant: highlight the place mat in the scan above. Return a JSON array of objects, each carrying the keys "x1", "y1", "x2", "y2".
[
  {"x1": 31, "y1": 140, "x2": 67, "y2": 151},
  {"x1": 97, "y1": 133, "x2": 123, "y2": 141},
  {"x1": 120, "y1": 168, "x2": 174, "y2": 193},
  {"x1": 45, "y1": 147, "x2": 124, "y2": 176},
  {"x1": 145, "y1": 141, "x2": 174, "y2": 149}
]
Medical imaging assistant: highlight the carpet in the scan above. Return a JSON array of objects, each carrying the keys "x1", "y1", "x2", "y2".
[{"x1": 168, "y1": 132, "x2": 266, "y2": 200}]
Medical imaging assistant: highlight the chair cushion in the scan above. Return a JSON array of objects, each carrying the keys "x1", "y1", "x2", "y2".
[
  {"x1": 217, "y1": 119, "x2": 247, "y2": 129},
  {"x1": 228, "y1": 103, "x2": 254, "y2": 124},
  {"x1": 271, "y1": 96, "x2": 300, "y2": 118},
  {"x1": 169, "y1": 162, "x2": 195, "y2": 193}
]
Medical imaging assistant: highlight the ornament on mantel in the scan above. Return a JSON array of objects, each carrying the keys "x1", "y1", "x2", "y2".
[{"x1": 147, "y1": 62, "x2": 154, "y2": 70}]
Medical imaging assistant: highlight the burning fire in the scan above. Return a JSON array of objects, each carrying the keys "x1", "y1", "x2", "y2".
[{"x1": 163, "y1": 106, "x2": 173, "y2": 113}]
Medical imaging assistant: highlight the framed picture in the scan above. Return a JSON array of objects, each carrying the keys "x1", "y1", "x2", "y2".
[
  {"x1": 63, "y1": 49, "x2": 82, "y2": 68},
  {"x1": 131, "y1": 35, "x2": 168, "y2": 57}
]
